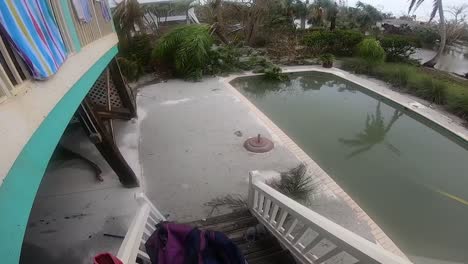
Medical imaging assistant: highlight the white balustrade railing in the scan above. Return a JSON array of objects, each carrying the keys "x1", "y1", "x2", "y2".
[
  {"x1": 0, "y1": 34, "x2": 30, "y2": 101},
  {"x1": 117, "y1": 193, "x2": 166, "y2": 264},
  {"x1": 0, "y1": 0, "x2": 115, "y2": 103},
  {"x1": 248, "y1": 171, "x2": 413, "y2": 264}
]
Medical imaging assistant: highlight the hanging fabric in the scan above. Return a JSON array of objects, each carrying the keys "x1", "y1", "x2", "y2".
[
  {"x1": 96, "y1": 0, "x2": 112, "y2": 22},
  {"x1": 0, "y1": 0, "x2": 67, "y2": 80},
  {"x1": 72, "y1": 0, "x2": 93, "y2": 23}
]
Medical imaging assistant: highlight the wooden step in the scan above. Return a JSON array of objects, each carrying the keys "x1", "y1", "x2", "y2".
[
  {"x1": 183, "y1": 210, "x2": 296, "y2": 264},
  {"x1": 248, "y1": 250, "x2": 296, "y2": 264},
  {"x1": 185, "y1": 210, "x2": 251, "y2": 227}
]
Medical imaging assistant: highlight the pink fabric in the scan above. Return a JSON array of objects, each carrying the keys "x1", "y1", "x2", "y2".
[{"x1": 94, "y1": 253, "x2": 123, "y2": 264}]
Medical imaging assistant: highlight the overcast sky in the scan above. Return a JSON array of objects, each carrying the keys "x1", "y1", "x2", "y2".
[{"x1": 347, "y1": 0, "x2": 467, "y2": 20}]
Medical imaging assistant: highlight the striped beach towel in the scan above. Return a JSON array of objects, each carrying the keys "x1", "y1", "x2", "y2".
[{"x1": 0, "y1": 0, "x2": 67, "y2": 80}]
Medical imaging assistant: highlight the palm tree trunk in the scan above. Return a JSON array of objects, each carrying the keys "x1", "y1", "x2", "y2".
[
  {"x1": 423, "y1": 0, "x2": 446, "y2": 67},
  {"x1": 300, "y1": 16, "x2": 306, "y2": 29}
]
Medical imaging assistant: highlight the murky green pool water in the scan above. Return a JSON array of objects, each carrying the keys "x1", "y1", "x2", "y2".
[{"x1": 231, "y1": 72, "x2": 468, "y2": 263}]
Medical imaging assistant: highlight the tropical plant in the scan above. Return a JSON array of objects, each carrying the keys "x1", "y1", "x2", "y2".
[
  {"x1": 379, "y1": 35, "x2": 416, "y2": 62},
  {"x1": 355, "y1": 1, "x2": 383, "y2": 29},
  {"x1": 117, "y1": 56, "x2": 144, "y2": 82},
  {"x1": 153, "y1": 24, "x2": 214, "y2": 80},
  {"x1": 319, "y1": 53, "x2": 334, "y2": 67},
  {"x1": 309, "y1": 0, "x2": 334, "y2": 27},
  {"x1": 445, "y1": 4, "x2": 468, "y2": 46},
  {"x1": 263, "y1": 65, "x2": 289, "y2": 81},
  {"x1": 408, "y1": 0, "x2": 446, "y2": 67},
  {"x1": 339, "y1": 102, "x2": 403, "y2": 158},
  {"x1": 447, "y1": 93, "x2": 468, "y2": 119},
  {"x1": 412, "y1": 78, "x2": 447, "y2": 104},
  {"x1": 113, "y1": 0, "x2": 145, "y2": 46},
  {"x1": 356, "y1": 38, "x2": 386, "y2": 65},
  {"x1": 270, "y1": 164, "x2": 316, "y2": 202},
  {"x1": 413, "y1": 27, "x2": 440, "y2": 47}
]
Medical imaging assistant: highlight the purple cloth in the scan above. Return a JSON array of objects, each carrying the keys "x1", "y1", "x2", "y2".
[
  {"x1": 72, "y1": 0, "x2": 92, "y2": 23},
  {"x1": 145, "y1": 222, "x2": 195, "y2": 264},
  {"x1": 97, "y1": 0, "x2": 112, "y2": 22},
  {"x1": 145, "y1": 222, "x2": 246, "y2": 264}
]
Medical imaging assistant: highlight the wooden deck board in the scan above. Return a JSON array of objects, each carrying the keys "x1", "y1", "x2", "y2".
[{"x1": 184, "y1": 210, "x2": 296, "y2": 264}]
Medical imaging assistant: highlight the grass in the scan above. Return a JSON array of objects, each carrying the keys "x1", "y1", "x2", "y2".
[{"x1": 341, "y1": 58, "x2": 468, "y2": 120}]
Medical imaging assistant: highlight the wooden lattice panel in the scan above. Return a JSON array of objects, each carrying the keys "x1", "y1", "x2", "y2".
[{"x1": 88, "y1": 70, "x2": 123, "y2": 108}]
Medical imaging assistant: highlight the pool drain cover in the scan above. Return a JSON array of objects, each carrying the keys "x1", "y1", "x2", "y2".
[{"x1": 244, "y1": 134, "x2": 274, "y2": 153}]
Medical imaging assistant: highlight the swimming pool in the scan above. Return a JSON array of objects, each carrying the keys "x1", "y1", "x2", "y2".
[{"x1": 231, "y1": 71, "x2": 468, "y2": 263}]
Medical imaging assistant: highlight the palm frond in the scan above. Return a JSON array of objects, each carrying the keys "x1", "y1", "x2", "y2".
[
  {"x1": 270, "y1": 164, "x2": 316, "y2": 202},
  {"x1": 429, "y1": 0, "x2": 439, "y2": 22},
  {"x1": 153, "y1": 24, "x2": 214, "y2": 80},
  {"x1": 204, "y1": 194, "x2": 248, "y2": 211},
  {"x1": 408, "y1": 0, "x2": 440, "y2": 22}
]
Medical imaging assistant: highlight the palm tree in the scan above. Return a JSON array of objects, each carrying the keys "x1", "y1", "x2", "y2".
[
  {"x1": 339, "y1": 102, "x2": 403, "y2": 159},
  {"x1": 408, "y1": 0, "x2": 446, "y2": 67},
  {"x1": 113, "y1": 0, "x2": 145, "y2": 46}
]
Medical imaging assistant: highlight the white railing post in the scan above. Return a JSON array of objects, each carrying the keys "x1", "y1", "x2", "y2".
[
  {"x1": 248, "y1": 171, "x2": 255, "y2": 209},
  {"x1": 247, "y1": 171, "x2": 412, "y2": 264}
]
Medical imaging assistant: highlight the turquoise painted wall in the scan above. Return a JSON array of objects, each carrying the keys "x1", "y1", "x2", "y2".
[{"x1": 0, "y1": 45, "x2": 118, "y2": 264}]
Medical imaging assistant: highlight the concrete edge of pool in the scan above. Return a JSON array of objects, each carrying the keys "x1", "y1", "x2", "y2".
[{"x1": 219, "y1": 65, "x2": 468, "y2": 260}]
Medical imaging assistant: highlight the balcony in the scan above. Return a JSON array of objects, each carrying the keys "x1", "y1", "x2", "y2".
[
  {"x1": 0, "y1": 0, "x2": 118, "y2": 181},
  {"x1": 0, "y1": 2, "x2": 120, "y2": 263}
]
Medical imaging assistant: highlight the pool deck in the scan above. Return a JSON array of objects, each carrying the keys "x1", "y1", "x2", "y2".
[{"x1": 137, "y1": 71, "x2": 408, "y2": 258}]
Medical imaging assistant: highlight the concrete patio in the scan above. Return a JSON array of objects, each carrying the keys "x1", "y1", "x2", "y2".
[{"x1": 137, "y1": 77, "x2": 376, "y2": 242}]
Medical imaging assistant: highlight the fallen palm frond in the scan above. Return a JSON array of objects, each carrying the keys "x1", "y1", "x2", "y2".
[
  {"x1": 270, "y1": 164, "x2": 316, "y2": 202},
  {"x1": 204, "y1": 194, "x2": 248, "y2": 216}
]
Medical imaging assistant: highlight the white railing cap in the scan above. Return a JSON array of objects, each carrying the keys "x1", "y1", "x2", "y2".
[{"x1": 249, "y1": 171, "x2": 412, "y2": 264}]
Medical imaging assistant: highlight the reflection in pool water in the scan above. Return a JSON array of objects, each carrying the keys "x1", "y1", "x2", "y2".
[
  {"x1": 339, "y1": 102, "x2": 403, "y2": 159},
  {"x1": 231, "y1": 72, "x2": 468, "y2": 264}
]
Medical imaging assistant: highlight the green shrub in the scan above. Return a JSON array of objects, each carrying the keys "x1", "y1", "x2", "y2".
[
  {"x1": 208, "y1": 45, "x2": 245, "y2": 75},
  {"x1": 373, "y1": 63, "x2": 414, "y2": 87},
  {"x1": 379, "y1": 35, "x2": 416, "y2": 62},
  {"x1": 447, "y1": 93, "x2": 468, "y2": 119},
  {"x1": 356, "y1": 38, "x2": 386, "y2": 65},
  {"x1": 118, "y1": 34, "x2": 153, "y2": 81},
  {"x1": 413, "y1": 28, "x2": 439, "y2": 48},
  {"x1": 414, "y1": 79, "x2": 447, "y2": 104},
  {"x1": 263, "y1": 65, "x2": 288, "y2": 81},
  {"x1": 153, "y1": 24, "x2": 214, "y2": 80},
  {"x1": 125, "y1": 34, "x2": 153, "y2": 67},
  {"x1": 319, "y1": 53, "x2": 335, "y2": 67},
  {"x1": 117, "y1": 56, "x2": 144, "y2": 82},
  {"x1": 303, "y1": 29, "x2": 364, "y2": 56},
  {"x1": 340, "y1": 57, "x2": 372, "y2": 73}
]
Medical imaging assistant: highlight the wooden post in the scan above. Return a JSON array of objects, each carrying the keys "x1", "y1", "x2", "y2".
[
  {"x1": 77, "y1": 98, "x2": 139, "y2": 187},
  {"x1": 109, "y1": 58, "x2": 137, "y2": 118}
]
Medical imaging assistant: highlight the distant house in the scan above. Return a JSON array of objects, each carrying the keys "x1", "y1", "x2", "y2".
[
  {"x1": 376, "y1": 18, "x2": 428, "y2": 32},
  {"x1": 110, "y1": 0, "x2": 199, "y2": 30}
]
